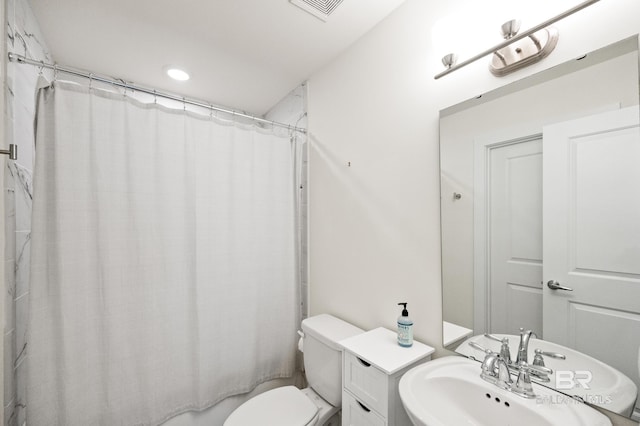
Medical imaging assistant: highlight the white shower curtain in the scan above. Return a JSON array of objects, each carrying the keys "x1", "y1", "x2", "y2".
[{"x1": 27, "y1": 82, "x2": 301, "y2": 425}]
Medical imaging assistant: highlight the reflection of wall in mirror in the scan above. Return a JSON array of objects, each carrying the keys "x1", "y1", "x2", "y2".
[{"x1": 441, "y1": 46, "x2": 639, "y2": 332}]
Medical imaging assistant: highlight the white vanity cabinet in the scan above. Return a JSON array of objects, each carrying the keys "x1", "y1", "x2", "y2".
[{"x1": 340, "y1": 327, "x2": 435, "y2": 426}]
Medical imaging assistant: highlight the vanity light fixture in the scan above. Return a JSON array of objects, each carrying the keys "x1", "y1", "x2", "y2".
[
  {"x1": 435, "y1": 0, "x2": 600, "y2": 79},
  {"x1": 166, "y1": 67, "x2": 190, "y2": 81},
  {"x1": 489, "y1": 18, "x2": 558, "y2": 77}
]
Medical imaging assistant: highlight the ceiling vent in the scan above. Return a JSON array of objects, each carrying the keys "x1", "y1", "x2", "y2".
[{"x1": 289, "y1": 0, "x2": 345, "y2": 22}]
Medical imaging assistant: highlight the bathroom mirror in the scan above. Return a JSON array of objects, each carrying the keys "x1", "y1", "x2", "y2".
[{"x1": 440, "y1": 35, "x2": 640, "y2": 419}]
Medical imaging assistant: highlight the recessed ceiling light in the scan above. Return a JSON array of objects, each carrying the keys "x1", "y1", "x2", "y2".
[{"x1": 166, "y1": 67, "x2": 190, "y2": 81}]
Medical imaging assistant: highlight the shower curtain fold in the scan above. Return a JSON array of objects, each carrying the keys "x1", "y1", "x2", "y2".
[{"x1": 26, "y1": 81, "x2": 301, "y2": 426}]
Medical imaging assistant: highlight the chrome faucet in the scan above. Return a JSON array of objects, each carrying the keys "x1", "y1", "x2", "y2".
[
  {"x1": 531, "y1": 349, "x2": 566, "y2": 382},
  {"x1": 473, "y1": 341, "x2": 553, "y2": 399},
  {"x1": 484, "y1": 333, "x2": 512, "y2": 364},
  {"x1": 516, "y1": 328, "x2": 538, "y2": 365},
  {"x1": 480, "y1": 353, "x2": 512, "y2": 390},
  {"x1": 499, "y1": 338, "x2": 511, "y2": 364},
  {"x1": 513, "y1": 364, "x2": 536, "y2": 398},
  {"x1": 512, "y1": 362, "x2": 553, "y2": 398}
]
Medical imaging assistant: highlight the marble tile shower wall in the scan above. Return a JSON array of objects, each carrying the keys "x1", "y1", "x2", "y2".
[{"x1": 5, "y1": 0, "x2": 52, "y2": 424}]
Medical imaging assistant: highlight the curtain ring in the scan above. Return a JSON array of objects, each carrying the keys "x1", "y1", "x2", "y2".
[
  {"x1": 37, "y1": 60, "x2": 44, "y2": 76},
  {"x1": 119, "y1": 79, "x2": 128, "y2": 98}
]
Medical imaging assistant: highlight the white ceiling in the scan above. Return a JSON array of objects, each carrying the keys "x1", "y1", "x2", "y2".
[{"x1": 27, "y1": 0, "x2": 406, "y2": 115}]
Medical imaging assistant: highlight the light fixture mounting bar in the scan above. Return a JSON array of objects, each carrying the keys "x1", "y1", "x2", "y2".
[{"x1": 434, "y1": 0, "x2": 601, "y2": 79}]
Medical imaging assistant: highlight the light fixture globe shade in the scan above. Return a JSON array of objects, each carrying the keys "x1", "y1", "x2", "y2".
[
  {"x1": 500, "y1": 19, "x2": 522, "y2": 39},
  {"x1": 441, "y1": 53, "x2": 458, "y2": 68}
]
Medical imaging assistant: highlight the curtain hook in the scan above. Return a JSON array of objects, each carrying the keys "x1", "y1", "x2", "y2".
[
  {"x1": 153, "y1": 89, "x2": 157, "y2": 104},
  {"x1": 183, "y1": 97, "x2": 186, "y2": 111},
  {"x1": 37, "y1": 60, "x2": 44, "y2": 76},
  {"x1": 89, "y1": 73, "x2": 94, "y2": 91},
  {"x1": 121, "y1": 80, "x2": 128, "y2": 98},
  {"x1": 53, "y1": 64, "x2": 59, "y2": 81},
  {"x1": 209, "y1": 104, "x2": 213, "y2": 119}
]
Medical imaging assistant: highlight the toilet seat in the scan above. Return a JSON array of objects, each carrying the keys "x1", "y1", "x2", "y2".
[{"x1": 224, "y1": 386, "x2": 319, "y2": 426}]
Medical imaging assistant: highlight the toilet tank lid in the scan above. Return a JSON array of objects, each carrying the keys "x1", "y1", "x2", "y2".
[{"x1": 301, "y1": 314, "x2": 364, "y2": 350}]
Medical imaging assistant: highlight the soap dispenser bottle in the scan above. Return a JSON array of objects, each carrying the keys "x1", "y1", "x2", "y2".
[{"x1": 397, "y1": 302, "x2": 413, "y2": 347}]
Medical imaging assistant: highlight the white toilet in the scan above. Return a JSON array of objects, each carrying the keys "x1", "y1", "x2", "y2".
[{"x1": 224, "y1": 314, "x2": 364, "y2": 426}]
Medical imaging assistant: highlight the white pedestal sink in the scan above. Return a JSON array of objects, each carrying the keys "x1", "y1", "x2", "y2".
[{"x1": 399, "y1": 356, "x2": 611, "y2": 426}]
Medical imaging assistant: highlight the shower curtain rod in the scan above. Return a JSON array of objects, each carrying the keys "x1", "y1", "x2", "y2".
[{"x1": 8, "y1": 52, "x2": 307, "y2": 135}]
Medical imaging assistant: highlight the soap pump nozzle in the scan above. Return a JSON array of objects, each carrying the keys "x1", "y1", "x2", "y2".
[{"x1": 398, "y1": 302, "x2": 409, "y2": 316}]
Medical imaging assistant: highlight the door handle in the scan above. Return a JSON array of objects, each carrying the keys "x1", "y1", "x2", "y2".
[{"x1": 547, "y1": 280, "x2": 573, "y2": 291}]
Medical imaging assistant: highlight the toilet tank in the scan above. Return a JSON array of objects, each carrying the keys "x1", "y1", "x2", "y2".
[{"x1": 301, "y1": 314, "x2": 364, "y2": 407}]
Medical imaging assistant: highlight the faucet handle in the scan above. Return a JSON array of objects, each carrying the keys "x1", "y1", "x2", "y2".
[
  {"x1": 512, "y1": 363, "x2": 544, "y2": 399},
  {"x1": 517, "y1": 361, "x2": 553, "y2": 376},
  {"x1": 534, "y1": 348, "x2": 566, "y2": 360},
  {"x1": 480, "y1": 352, "x2": 497, "y2": 368},
  {"x1": 484, "y1": 333, "x2": 504, "y2": 342},
  {"x1": 532, "y1": 349, "x2": 564, "y2": 369},
  {"x1": 481, "y1": 334, "x2": 512, "y2": 363},
  {"x1": 499, "y1": 338, "x2": 512, "y2": 364},
  {"x1": 530, "y1": 351, "x2": 556, "y2": 383},
  {"x1": 480, "y1": 353, "x2": 512, "y2": 389},
  {"x1": 532, "y1": 351, "x2": 546, "y2": 368},
  {"x1": 480, "y1": 353, "x2": 499, "y2": 381},
  {"x1": 513, "y1": 364, "x2": 535, "y2": 398},
  {"x1": 495, "y1": 357, "x2": 512, "y2": 389},
  {"x1": 468, "y1": 341, "x2": 493, "y2": 354}
]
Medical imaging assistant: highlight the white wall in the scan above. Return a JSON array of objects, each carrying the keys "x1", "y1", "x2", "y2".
[{"x1": 307, "y1": 0, "x2": 640, "y2": 355}]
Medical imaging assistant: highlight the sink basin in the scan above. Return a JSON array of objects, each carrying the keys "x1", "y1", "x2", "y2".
[
  {"x1": 399, "y1": 356, "x2": 611, "y2": 426},
  {"x1": 456, "y1": 334, "x2": 638, "y2": 416}
]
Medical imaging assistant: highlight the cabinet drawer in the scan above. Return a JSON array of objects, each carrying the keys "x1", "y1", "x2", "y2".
[
  {"x1": 342, "y1": 390, "x2": 386, "y2": 426},
  {"x1": 344, "y1": 352, "x2": 388, "y2": 415}
]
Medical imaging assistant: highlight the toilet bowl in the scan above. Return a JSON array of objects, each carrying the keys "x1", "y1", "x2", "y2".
[{"x1": 224, "y1": 314, "x2": 364, "y2": 426}]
